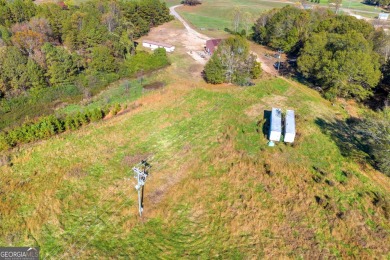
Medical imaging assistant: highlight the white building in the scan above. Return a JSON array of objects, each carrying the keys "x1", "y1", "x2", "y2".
[
  {"x1": 378, "y1": 13, "x2": 389, "y2": 20},
  {"x1": 284, "y1": 110, "x2": 296, "y2": 143},
  {"x1": 269, "y1": 108, "x2": 282, "y2": 142},
  {"x1": 142, "y1": 40, "x2": 175, "y2": 52}
]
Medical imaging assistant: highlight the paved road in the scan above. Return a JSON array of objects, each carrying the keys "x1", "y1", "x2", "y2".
[{"x1": 170, "y1": 5, "x2": 210, "y2": 41}]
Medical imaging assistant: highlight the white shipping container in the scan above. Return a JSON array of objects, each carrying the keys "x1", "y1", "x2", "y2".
[
  {"x1": 269, "y1": 108, "x2": 282, "y2": 142},
  {"x1": 284, "y1": 110, "x2": 296, "y2": 143}
]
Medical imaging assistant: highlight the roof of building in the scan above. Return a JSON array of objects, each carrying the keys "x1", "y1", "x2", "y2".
[
  {"x1": 143, "y1": 40, "x2": 174, "y2": 48},
  {"x1": 270, "y1": 108, "x2": 282, "y2": 133},
  {"x1": 206, "y1": 39, "x2": 222, "y2": 54},
  {"x1": 285, "y1": 110, "x2": 296, "y2": 134}
]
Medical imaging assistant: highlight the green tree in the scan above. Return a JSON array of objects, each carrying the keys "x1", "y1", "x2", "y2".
[
  {"x1": 7, "y1": 0, "x2": 36, "y2": 24},
  {"x1": 252, "y1": 6, "x2": 310, "y2": 53},
  {"x1": 204, "y1": 56, "x2": 224, "y2": 84},
  {"x1": 314, "y1": 15, "x2": 375, "y2": 39},
  {"x1": 36, "y1": 3, "x2": 65, "y2": 42},
  {"x1": 25, "y1": 58, "x2": 46, "y2": 89},
  {"x1": 42, "y1": 43, "x2": 78, "y2": 85},
  {"x1": 89, "y1": 45, "x2": 117, "y2": 73},
  {"x1": 297, "y1": 31, "x2": 381, "y2": 100},
  {"x1": 355, "y1": 108, "x2": 390, "y2": 176},
  {"x1": 204, "y1": 36, "x2": 261, "y2": 85},
  {"x1": 0, "y1": 46, "x2": 28, "y2": 92}
]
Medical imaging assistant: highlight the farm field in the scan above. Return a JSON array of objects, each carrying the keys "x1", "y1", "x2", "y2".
[{"x1": 1, "y1": 18, "x2": 389, "y2": 258}]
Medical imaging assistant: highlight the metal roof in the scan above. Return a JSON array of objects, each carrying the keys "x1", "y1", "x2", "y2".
[
  {"x1": 270, "y1": 108, "x2": 282, "y2": 133},
  {"x1": 285, "y1": 110, "x2": 295, "y2": 135},
  {"x1": 143, "y1": 40, "x2": 174, "y2": 48}
]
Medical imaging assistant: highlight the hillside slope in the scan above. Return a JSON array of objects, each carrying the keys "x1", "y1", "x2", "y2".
[{"x1": 0, "y1": 20, "x2": 389, "y2": 258}]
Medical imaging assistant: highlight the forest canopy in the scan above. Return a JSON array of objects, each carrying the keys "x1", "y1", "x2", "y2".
[{"x1": 0, "y1": 0, "x2": 172, "y2": 98}]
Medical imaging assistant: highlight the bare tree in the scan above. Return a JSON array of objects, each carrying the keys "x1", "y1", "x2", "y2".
[
  {"x1": 242, "y1": 12, "x2": 253, "y2": 35},
  {"x1": 374, "y1": 30, "x2": 390, "y2": 62},
  {"x1": 232, "y1": 7, "x2": 243, "y2": 33},
  {"x1": 328, "y1": 0, "x2": 342, "y2": 14}
]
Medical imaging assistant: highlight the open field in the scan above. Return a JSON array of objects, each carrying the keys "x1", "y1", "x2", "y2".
[
  {"x1": 1, "y1": 17, "x2": 389, "y2": 259},
  {"x1": 164, "y1": 0, "x2": 387, "y2": 32}
]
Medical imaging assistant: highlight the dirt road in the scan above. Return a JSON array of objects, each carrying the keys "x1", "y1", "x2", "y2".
[
  {"x1": 170, "y1": 5, "x2": 210, "y2": 41},
  {"x1": 169, "y1": 5, "x2": 277, "y2": 74}
]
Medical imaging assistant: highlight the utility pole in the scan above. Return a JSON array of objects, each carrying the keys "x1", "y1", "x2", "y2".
[{"x1": 133, "y1": 160, "x2": 151, "y2": 217}]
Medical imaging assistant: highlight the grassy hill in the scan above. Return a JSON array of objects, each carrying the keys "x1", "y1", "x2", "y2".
[{"x1": 0, "y1": 41, "x2": 389, "y2": 258}]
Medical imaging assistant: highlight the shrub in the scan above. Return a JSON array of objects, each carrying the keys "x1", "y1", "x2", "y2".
[
  {"x1": 89, "y1": 108, "x2": 103, "y2": 122},
  {"x1": 181, "y1": 0, "x2": 202, "y2": 5},
  {"x1": 0, "y1": 132, "x2": 11, "y2": 151},
  {"x1": 111, "y1": 103, "x2": 121, "y2": 116}
]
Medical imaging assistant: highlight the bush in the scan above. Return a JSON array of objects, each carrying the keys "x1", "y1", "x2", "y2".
[
  {"x1": 90, "y1": 108, "x2": 104, "y2": 122},
  {"x1": 181, "y1": 0, "x2": 202, "y2": 5},
  {"x1": 0, "y1": 132, "x2": 11, "y2": 151},
  {"x1": 111, "y1": 103, "x2": 121, "y2": 116}
]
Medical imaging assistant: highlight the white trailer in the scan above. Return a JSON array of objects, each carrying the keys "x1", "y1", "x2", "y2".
[
  {"x1": 284, "y1": 110, "x2": 296, "y2": 143},
  {"x1": 142, "y1": 40, "x2": 175, "y2": 53},
  {"x1": 269, "y1": 108, "x2": 282, "y2": 142}
]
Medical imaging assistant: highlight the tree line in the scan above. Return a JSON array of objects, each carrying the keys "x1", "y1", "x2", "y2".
[
  {"x1": 252, "y1": 6, "x2": 389, "y2": 103},
  {"x1": 0, "y1": 102, "x2": 127, "y2": 152},
  {"x1": 0, "y1": 0, "x2": 172, "y2": 99}
]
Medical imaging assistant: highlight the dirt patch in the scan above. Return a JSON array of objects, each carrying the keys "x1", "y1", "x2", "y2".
[
  {"x1": 245, "y1": 95, "x2": 287, "y2": 119},
  {"x1": 143, "y1": 81, "x2": 165, "y2": 90},
  {"x1": 245, "y1": 103, "x2": 265, "y2": 119}
]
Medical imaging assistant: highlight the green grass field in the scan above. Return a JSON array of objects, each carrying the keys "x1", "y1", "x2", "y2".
[
  {"x1": 165, "y1": 0, "x2": 385, "y2": 32},
  {"x1": 1, "y1": 49, "x2": 389, "y2": 257}
]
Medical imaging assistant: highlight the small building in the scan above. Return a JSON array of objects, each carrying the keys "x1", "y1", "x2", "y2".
[
  {"x1": 142, "y1": 40, "x2": 175, "y2": 53},
  {"x1": 284, "y1": 110, "x2": 296, "y2": 143},
  {"x1": 205, "y1": 39, "x2": 222, "y2": 55},
  {"x1": 269, "y1": 108, "x2": 282, "y2": 142}
]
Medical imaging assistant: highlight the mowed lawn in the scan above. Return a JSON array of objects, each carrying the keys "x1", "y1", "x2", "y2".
[{"x1": 1, "y1": 60, "x2": 389, "y2": 258}]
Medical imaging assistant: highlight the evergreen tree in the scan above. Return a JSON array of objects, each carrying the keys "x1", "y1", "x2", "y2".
[
  {"x1": 89, "y1": 45, "x2": 117, "y2": 73},
  {"x1": 42, "y1": 43, "x2": 78, "y2": 85},
  {"x1": 297, "y1": 31, "x2": 381, "y2": 100}
]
